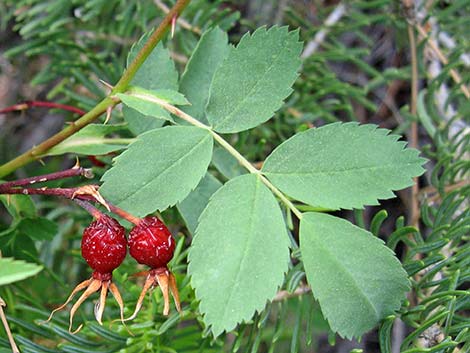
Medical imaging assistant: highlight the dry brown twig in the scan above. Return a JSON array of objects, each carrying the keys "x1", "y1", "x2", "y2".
[
  {"x1": 301, "y1": 3, "x2": 347, "y2": 59},
  {"x1": 0, "y1": 297, "x2": 20, "y2": 353},
  {"x1": 415, "y1": 24, "x2": 470, "y2": 99}
]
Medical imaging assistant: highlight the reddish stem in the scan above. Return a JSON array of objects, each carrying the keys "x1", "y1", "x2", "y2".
[
  {"x1": 107, "y1": 204, "x2": 141, "y2": 225},
  {"x1": 0, "y1": 101, "x2": 85, "y2": 116},
  {"x1": 73, "y1": 199, "x2": 103, "y2": 219},
  {"x1": 0, "y1": 167, "x2": 93, "y2": 191},
  {"x1": 0, "y1": 185, "x2": 140, "y2": 225},
  {"x1": 0, "y1": 186, "x2": 82, "y2": 199},
  {"x1": 87, "y1": 156, "x2": 106, "y2": 168}
]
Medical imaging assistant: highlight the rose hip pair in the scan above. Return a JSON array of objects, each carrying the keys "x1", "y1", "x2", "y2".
[{"x1": 46, "y1": 214, "x2": 181, "y2": 333}]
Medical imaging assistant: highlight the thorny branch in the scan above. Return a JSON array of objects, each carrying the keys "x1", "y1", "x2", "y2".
[{"x1": 0, "y1": 0, "x2": 192, "y2": 178}]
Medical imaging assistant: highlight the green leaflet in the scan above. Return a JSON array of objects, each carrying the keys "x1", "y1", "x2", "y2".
[
  {"x1": 0, "y1": 194, "x2": 36, "y2": 219},
  {"x1": 188, "y1": 174, "x2": 290, "y2": 336},
  {"x1": 124, "y1": 32, "x2": 178, "y2": 135},
  {"x1": 126, "y1": 34, "x2": 178, "y2": 91},
  {"x1": 119, "y1": 94, "x2": 172, "y2": 124},
  {"x1": 262, "y1": 122, "x2": 427, "y2": 210},
  {"x1": 124, "y1": 87, "x2": 190, "y2": 106},
  {"x1": 100, "y1": 126, "x2": 213, "y2": 216},
  {"x1": 18, "y1": 217, "x2": 58, "y2": 241},
  {"x1": 206, "y1": 26, "x2": 302, "y2": 133},
  {"x1": 177, "y1": 172, "x2": 222, "y2": 234},
  {"x1": 300, "y1": 212, "x2": 410, "y2": 339},
  {"x1": 117, "y1": 87, "x2": 190, "y2": 125},
  {"x1": 45, "y1": 124, "x2": 131, "y2": 156},
  {"x1": 179, "y1": 27, "x2": 230, "y2": 124},
  {"x1": 0, "y1": 258, "x2": 42, "y2": 286},
  {"x1": 211, "y1": 146, "x2": 247, "y2": 179}
]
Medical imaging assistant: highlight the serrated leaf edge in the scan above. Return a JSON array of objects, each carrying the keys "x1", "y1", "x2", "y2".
[
  {"x1": 189, "y1": 174, "x2": 289, "y2": 336},
  {"x1": 300, "y1": 213, "x2": 410, "y2": 339}
]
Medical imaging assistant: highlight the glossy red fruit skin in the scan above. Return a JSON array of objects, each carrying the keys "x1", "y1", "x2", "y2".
[
  {"x1": 81, "y1": 215, "x2": 127, "y2": 275},
  {"x1": 128, "y1": 216, "x2": 175, "y2": 269}
]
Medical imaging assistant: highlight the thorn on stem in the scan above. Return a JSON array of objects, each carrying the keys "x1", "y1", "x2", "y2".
[
  {"x1": 104, "y1": 106, "x2": 112, "y2": 125},
  {"x1": 171, "y1": 15, "x2": 177, "y2": 38},
  {"x1": 73, "y1": 157, "x2": 80, "y2": 169},
  {"x1": 99, "y1": 79, "x2": 114, "y2": 91}
]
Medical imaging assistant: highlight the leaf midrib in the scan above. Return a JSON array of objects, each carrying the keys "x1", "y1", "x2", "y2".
[
  {"x1": 305, "y1": 222, "x2": 380, "y2": 322},
  {"x1": 265, "y1": 162, "x2": 417, "y2": 176},
  {"x1": 221, "y1": 176, "x2": 261, "y2": 326}
]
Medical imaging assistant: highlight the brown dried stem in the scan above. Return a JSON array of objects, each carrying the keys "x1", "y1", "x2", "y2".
[
  {"x1": 415, "y1": 24, "x2": 470, "y2": 99},
  {"x1": 0, "y1": 297, "x2": 20, "y2": 353},
  {"x1": 407, "y1": 23, "x2": 420, "y2": 229}
]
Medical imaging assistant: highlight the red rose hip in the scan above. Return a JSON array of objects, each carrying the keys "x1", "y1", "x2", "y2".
[
  {"x1": 82, "y1": 215, "x2": 127, "y2": 277},
  {"x1": 127, "y1": 216, "x2": 181, "y2": 319},
  {"x1": 129, "y1": 216, "x2": 175, "y2": 269},
  {"x1": 46, "y1": 214, "x2": 127, "y2": 332}
]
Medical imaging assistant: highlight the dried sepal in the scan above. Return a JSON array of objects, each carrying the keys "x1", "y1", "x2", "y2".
[
  {"x1": 44, "y1": 277, "x2": 126, "y2": 334},
  {"x1": 168, "y1": 272, "x2": 181, "y2": 312},
  {"x1": 69, "y1": 279, "x2": 102, "y2": 333},
  {"x1": 72, "y1": 185, "x2": 110, "y2": 211},
  {"x1": 94, "y1": 280, "x2": 109, "y2": 325},
  {"x1": 44, "y1": 279, "x2": 92, "y2": 324},
  {"x1": 125, "y1": 268, "x2": 182, "y2": 321},
  {"x1": 124, "y1": 273, "x2": 155, "y2": 322}
]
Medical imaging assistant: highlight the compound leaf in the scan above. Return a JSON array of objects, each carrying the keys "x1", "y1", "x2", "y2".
[
  {"x1": 300, "y1": 212, "x2": 410, "y2": 339},
  {"x1": 100, "y1": 126, "x2": 213, "y2": 216},
  {"x1": 262, "y1": 123, "x2": 427, "y2": 209},
  {"x1": 189, "y1": 174, "x2": 290, "y2": 336},
  {"x1": 206, "y1": 26, "x2": 302, "y2": 133}
]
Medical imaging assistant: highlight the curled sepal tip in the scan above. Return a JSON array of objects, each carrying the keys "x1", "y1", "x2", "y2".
[
  {"x1": 125, "y1": 267, "x2": 181, "y2": 322},
  {"x1": 43, "y1": 275, "x2": 126, "y2": 334}
]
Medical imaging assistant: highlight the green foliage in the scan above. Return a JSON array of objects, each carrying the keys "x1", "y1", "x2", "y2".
[
  {"x1": 300, "y1": 212, "x2": 410, "y2": 339},
  {"x1": 118, "y1": 87, "x2": 190, "y2": 125},
  {"x1": 212, "y1": 146, "x2": 247, "y2": 179},
  {"x1": 0, "y1": 258, "x2": 42, "y2": 286},
  {"x1": 17, "y1": 217, "x2": 58, "y2": 241},
  {"x1": 206, "y1": 26, "x2": 302, "y2": 133},
  {"x1": 45, "y1": 124, "x2": 131, "y2": 156},
  {"x1": 179, "y1": 27, "x2": 230, "y2": 124},
  {"x1": 0, "y1": 195, "x2": 36, "y2": 220},
  {"x1": 177, "y1": 172, "x2": 222, "y2": 234},
  {"x1": 124, "y1": 37, "x2": 179, "y2": 135},
  {"x1": 188, "y1": 174, "x2": 290, "y2": 336},
  {"x1": 262, "y1": 122, "x2": 427, "y2": 209},
  {"x1": 1, "y1": 0, "x2": 469, "y2": 352},
  {"x1": 100, "y1": 125, "x2": 213, "y2": 216},
  {"x1": 127, "y1": 39, "x2": 179, "y2": 91}
]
